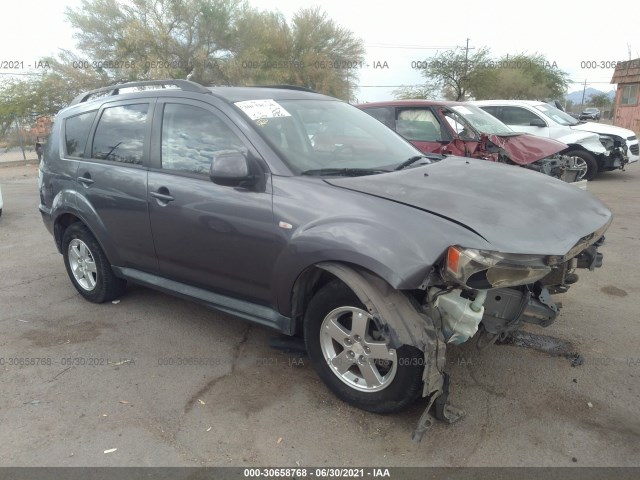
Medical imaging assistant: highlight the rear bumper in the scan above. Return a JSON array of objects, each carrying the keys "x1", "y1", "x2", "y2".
[{"x1": 39, "y1": 204, "x2": 54, "y2": 236}]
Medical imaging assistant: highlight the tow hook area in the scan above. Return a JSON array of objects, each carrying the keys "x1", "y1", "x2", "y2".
[
  {"x1": 412, "y1": 373, "x2": 464, "y2": 443},
  {"x1": 410, "y1": 288, "x2": 489, "y2": 442}
]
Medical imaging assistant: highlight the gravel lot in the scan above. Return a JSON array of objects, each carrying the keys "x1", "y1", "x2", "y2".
[{"x1": 0, "y1": 163, "x2": 639, "y2": 467}]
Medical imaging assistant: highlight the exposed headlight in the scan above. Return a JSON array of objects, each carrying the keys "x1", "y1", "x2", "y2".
[
  {"x1": 599, "y1": 134, "x2": 624, "y2": 151},
  {"x1": 445, "y1": 246, "x2": 551, "y2": 289}
]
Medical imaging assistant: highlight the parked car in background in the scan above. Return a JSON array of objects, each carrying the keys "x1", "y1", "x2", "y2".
[
  {"x1": 39, "y1": 80, "x2": 611, "y2": 440},
  {"x1": 580, "y1": 107, "x2": 601, "y2": 121},
  {"x1": 357, "y1": 100, "x2": 584, "y2": 183},
  {"x1": 472, "y1": 100, "x2": 637, "y2": 180},
  {"x1": 567, "y1": 112, "x2": 581, "y2": 120}
]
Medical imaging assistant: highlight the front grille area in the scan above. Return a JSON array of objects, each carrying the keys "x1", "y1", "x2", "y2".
[
  {"x1": 631, "y1": 144, "x2": 639, "y2": 155},
  {"x1": 627, "y1": 135, "x2": 637, "y2": 141}
]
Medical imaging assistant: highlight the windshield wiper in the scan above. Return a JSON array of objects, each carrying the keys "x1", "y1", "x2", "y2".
[
  {"x1": 395, "y1": 155, "x2": 434, "y2": 171},
  {"x1": 300, "y1": 168, "x2": 390, "y2": 177}
]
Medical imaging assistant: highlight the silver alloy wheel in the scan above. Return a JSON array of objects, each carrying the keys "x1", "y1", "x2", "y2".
[
  {"x1": 571, "y1": 156, "x2": 589, "y2": 180},
  {"x1": 320, "y1": 306, "x2": 397, "y2": 392},
  {"x1": 68, "y1": 238, "x2": 98, "y2": 291}
]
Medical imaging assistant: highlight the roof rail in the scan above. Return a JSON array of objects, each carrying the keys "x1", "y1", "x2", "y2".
[
  {"x1": 252, "y1": 84, "x2": 317, "y2": 93},
  {"x1": 70, "y1": 79, "x2": 210, "y2": 105}
]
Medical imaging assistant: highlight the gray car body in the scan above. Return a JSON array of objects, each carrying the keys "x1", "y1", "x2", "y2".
[{"x1": 39, "y1": 86, "x2": 612, "y2": 336}]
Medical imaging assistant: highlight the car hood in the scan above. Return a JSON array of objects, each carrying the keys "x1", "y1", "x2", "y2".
[
  {"x1": 486, "y1": 133, "x2": 567, "y2": 165},
  {"x1": 571, "y1": 122, "x2": 636, "y2": 139},
  {"x1": 325, "y1": 157, "x2": 612, "y2": 255},
  {"x1": 553, "y1": 129, "x2": 600, "y2": 146}
]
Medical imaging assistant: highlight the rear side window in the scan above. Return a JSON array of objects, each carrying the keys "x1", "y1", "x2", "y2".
[
  {"x1": 161, "y1": 103, "x2": 245, "y2": 175},
  {"x1": 64, "y1": 111, "x2": 97, "y2": 158},
  {"x1": 92, "y1": 104, "x2": 149, "y2": 164},
  {"x1": 363, "y1": 107, "x2": 395, "y2": 129}
]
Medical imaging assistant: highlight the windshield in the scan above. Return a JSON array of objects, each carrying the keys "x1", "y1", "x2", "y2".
[
  {"x1": 533, "y1": 104, "x2": 579, "y2": 126},
  {"x1": 448, "y1": 104, "x2": 513, "y2": 135},
  {"x1": 234, "y1": 99, "x2": 421, "y2": 174}
]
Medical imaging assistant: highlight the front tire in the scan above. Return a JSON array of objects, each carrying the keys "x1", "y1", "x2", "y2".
[
  {"x1": 62, "y1": 223, "x2": 126, "y2": 303},
  {"x1": 567, "y1": 149, "x2": 598, "y2": 181},
  {"x1": 304, "y1": 280, "x2": 424, "y2": 413}
]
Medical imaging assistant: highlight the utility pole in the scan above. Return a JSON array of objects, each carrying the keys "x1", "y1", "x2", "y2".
[
  {"x1": 13, "y1": 114, "x2": 27, "y2": 161},
  {"x1": 461, "y1": 38, "x2": 475, "y2": 101},
  {"x1": 580, "y1": 79, "x2": 588, "y2": 106}
]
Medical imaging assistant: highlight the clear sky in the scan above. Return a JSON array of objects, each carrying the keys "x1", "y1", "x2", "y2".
[{"x1": 1, "y1": 0, "x2": 638, "y2": 102}]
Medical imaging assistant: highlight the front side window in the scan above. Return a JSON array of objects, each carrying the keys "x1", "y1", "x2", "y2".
[
  {"x1": 92, "y1": 104, "x2": 148, "y2": 164},
  {"x1": 621, "y1": 84, "x2": 639, "y2": 105},
  {"x1": 396, "y1": 109, "x2": 443, "y2": 141},
  {"x1": 161, "y1": 104, "x2": 245, "y2": 175},
  {"x1": 64, "y1": 110, "x2": 97, "y2": 158},
  {"x1": 441, "y1": 109, "x2": 477, "y2": 140},
  {"x1": 500, "y1": 106, "x2": 544, "y2": 126}
]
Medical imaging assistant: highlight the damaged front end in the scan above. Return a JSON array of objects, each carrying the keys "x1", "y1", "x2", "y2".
[
  {"x1": 466, "y1": 134, "x2": 585, "y2": 185},
  {"x1": 520, "y1": 154, "x2": 586, "y2": 185},
  {"x1": 598, "y1": 134, "x2": 630, "y2": 171},
  {"x1": 410, "y1": 222, "x2": 609, "y2": 441}
]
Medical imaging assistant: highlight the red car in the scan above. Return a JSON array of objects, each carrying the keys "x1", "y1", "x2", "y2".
[{"x1": 357, "y1": 100, "x2": 583, "y2": 181}]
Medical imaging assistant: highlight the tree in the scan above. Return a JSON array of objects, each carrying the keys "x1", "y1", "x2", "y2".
[
  {"x1": 589, "y1": 92, "x2": 612, "y2": 110},
  {"x1": 407, "y1": 48, "x2": 568, "y2": 101},
  {"x1": 1, "y1": 0, "x2": 364, "y2": 140},
  {"x1": 65, "y1": 0, "x2": 246, "y2": 85},
  {"x1": 227, "y1": 7, "x2": 365, "y2": 100},
  {"x1": 392, "y1": 85, "x2": 437, "y2": 100},
  {"x1": 409, "y1": 46, "x2": 492, "y2": 101},
  {"x1": 66, "y1": 0, "x2": 364, "y2": 96},
  {"x1": 469, "y1": 53, "x2": 568, "y2": 100}
]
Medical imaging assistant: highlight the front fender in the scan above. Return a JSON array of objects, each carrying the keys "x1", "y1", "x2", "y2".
[{"x1": 272, "y1": 215, "x2": 441, "y2": 315}]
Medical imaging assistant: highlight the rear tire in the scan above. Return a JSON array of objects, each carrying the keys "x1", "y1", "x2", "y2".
[
  {"x1": 304, "y1": 279, "x2": 424, "y2": 413},
  {"x1": 566, "y1": 149, "x2": 598, "y2": 181},
  {"x1": 62, "y1": 223, "x2": 126, "y2": 303}
]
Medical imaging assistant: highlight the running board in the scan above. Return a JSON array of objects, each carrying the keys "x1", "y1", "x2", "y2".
[{"x1": 112, "y1": 267, "x2": 294, "y2": 335}]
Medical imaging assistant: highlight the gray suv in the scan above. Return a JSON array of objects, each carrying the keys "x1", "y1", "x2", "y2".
[{"x1": 39, "y1": 80, "x2": 610, "y2": 439}]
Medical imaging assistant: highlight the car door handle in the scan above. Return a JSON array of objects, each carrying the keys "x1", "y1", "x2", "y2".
[
  {"x1": 77, "y1": 176, "x2": 94, "y2": 186},
  {"x1": 150, "y1": 191, "x2": 175, "y2": 202}
]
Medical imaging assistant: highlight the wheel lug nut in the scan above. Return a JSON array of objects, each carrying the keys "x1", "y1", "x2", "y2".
[
  {"x1": 348, "y1": 350, "x2": 355, "y2": 357},
  {"x1": 358, "y1": 355, "x2": 365, "y2": 364},
  {"x1": 344, "y1": 338, "x2": 352, "y2": 345},
  {"x1": 354, "y1": 335, "x2": 361, "y2": 342},
  {"x1": 364, "y1": 346, "x2": 371, "y2": 354}
]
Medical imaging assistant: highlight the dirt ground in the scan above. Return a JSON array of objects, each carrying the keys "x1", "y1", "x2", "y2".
[{"x1": 0, "y1": 163, "x2": 639, "y2": 467}]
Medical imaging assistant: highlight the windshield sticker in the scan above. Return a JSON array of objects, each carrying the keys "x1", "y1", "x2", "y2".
[
  {"x1": 235, "y1": 99, "x2": 291, "y2": 120},
  {"x1": 451, "y1": 106, "x2": 473, "y2": 115}
]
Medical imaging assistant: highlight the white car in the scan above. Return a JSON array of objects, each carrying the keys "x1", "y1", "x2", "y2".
[{"x1": 471, "y1": 100, "x2": 638, "y2": 180}]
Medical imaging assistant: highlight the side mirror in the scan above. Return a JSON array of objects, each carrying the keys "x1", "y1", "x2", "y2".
[
  {"x1": 209, "y1": 151, "x2": 255, "y2": 187},
  {"x1": 530, "y1": 118, "x2": 546, "y2": 128}
]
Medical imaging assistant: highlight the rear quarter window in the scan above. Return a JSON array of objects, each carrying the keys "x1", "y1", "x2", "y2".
[{"x1": 64, "y1": 111, "x2": 97, "y2": 158}]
